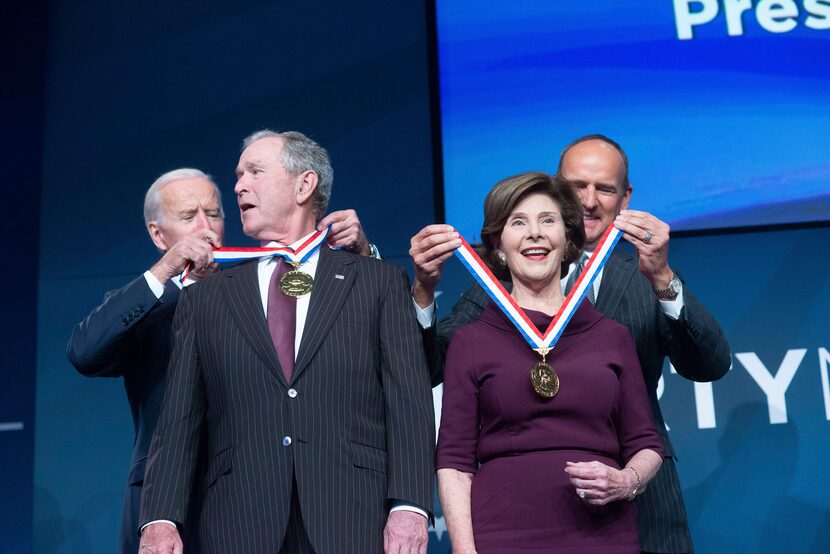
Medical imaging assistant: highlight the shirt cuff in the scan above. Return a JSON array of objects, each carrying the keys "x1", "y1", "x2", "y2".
[
  {"x1": 413, "y1": 298, "x2": 435, "y2": 329},
  {"x1": 390, "y1": 501, "x2": 428, "y2": 519},
  {"x1": 140, "y1": 520, "x2": 177, "y2": 534},
  {"x1": 143, "y1": 270, "x2": 166, "y2": 299},
  {"x1": 658, "y1": 285, "x2": 685, "y2": 320}
]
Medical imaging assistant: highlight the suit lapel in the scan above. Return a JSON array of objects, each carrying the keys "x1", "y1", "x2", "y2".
[
  {"x1": 595, "y1": 247, "x2": 636, "y2": 319},
  {"x1": 221, "y1": 260, "x2": 285, "y2": 383},
  {"x1": 292, "y1": 247, "x2": 357, "y2": 384}
]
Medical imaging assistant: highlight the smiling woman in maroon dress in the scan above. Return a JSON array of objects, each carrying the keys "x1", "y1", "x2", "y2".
[{"x1": 436, "y1": 173, "x2": 663, "y2": 553}]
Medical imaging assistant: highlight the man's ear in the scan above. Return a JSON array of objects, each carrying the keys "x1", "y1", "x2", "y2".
[
  {"x1": 620, "y1": 184, "x2": 633, "y2": 211},
  {"x1": 147, "y1": 222, "x2": 168, "y2": 252},
  {"x1": 296, "y1": 170, "x2": 319, "y2": 206}
]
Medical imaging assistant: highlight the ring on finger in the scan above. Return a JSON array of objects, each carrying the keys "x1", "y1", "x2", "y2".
[
  {"x1": 642, "y1": 231, "x2": 653, "y2": 244},
  {"x1": 578, "y1": 489, "x2": 587, "y2": 499}
]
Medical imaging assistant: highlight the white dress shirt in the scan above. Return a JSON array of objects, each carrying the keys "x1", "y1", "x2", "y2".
[
  {"x1": 143, "y1": 270, "x2": 196, "y2": 298},
  {"x1": 256, "y1": 244, "x2": 319, "y2": 359}
]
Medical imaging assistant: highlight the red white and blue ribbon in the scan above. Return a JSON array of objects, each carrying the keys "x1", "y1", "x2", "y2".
[
  {"x1": 180, "y1": 226, "x2": 330, "y2": 282},
  {"x1": 452, "y1": 224, "x2": 622, "y2": 352}
]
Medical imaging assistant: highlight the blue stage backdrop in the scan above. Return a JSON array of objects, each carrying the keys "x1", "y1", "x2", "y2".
[
  {"x1": 16, "y1": 1, "x2": 830, "y2": 553},
  {"x1": 1, "y1": 3, "x2": 45, "y2": 553},
  {"x1": 435, "y1": 0, "x2": 830, "y2": 237}
]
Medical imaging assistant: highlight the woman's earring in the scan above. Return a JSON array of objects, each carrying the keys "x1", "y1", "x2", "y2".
[{"x1": 497, "y1": 250, "x2": 507, "y2": 264}]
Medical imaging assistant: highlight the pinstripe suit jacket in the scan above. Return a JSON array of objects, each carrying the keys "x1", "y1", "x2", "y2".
[
  {"x1": 140, "y1": 246, "x2": 435, "y2": 554},
  {"x1": 425, "y1": 245, "x2": 731, "y2": 553}
]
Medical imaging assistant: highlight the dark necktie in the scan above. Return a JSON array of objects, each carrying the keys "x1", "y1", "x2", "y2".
[
  {"x1": 564, "y1": 255, "x2": 595, "y2": 304},
  {"x1": 267, "y1": 258, "x2": 296, "y2": 381}
]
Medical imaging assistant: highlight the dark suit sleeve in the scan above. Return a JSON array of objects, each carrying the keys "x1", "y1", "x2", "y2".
[
  {"x1": 380, "y1": 267, "x2": 436, "y2": 516},
  {"x1": 660, "y1": 285, "x2": 731, "y2": 383},
  {"x1": 66, "y1": 275, "x2": 165, "y2": 377},
  {"x1": 139, "y1": 286, "x2": 206, "y2": 530},
  {"x1": 422, "y1": 282, "x2": 491, "y2": 386}
]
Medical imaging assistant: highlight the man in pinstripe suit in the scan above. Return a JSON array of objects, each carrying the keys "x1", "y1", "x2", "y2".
[
  {"x1": 139, "y1": 130, "x2": 435, "y2": 553},
  {"x1": 410, "y1": 135, "x2": 731, "y2": 553}
]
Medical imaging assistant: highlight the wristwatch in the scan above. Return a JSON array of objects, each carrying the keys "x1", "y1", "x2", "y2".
[{"x1": 654, "y1": 273, "x2": 682, "y2": 300}]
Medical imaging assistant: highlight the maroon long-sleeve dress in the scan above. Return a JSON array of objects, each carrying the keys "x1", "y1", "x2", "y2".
[{"x1": 436, "y1": 300, "x2": 664, "y2": 553}]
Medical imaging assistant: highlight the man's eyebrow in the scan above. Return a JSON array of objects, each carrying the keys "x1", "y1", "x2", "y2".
[{"x1": 237, "y1": 160, "x2": 264, "y2": 173}]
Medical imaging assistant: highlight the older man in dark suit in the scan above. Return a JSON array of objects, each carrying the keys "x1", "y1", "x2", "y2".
[
  {"x1": 67, "y1": 168, "x2": 224, "y2": 554},
  {"x1": 139, "y1": 130, "x2": 435, "y2": 554},
  {"x1": 410, "y1": 135, "x2": 731, "y2": 553},
  {"x1": 68, "y1": 165, "x2": 378, "y2": 553}
]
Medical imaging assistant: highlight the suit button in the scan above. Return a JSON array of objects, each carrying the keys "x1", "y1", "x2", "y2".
[
  {"x1": 287, "y1": 388, "x2": 298, "y2": 398},
  {"x1": 282, "y1": 436, "x2": 292, "y2": 447}
]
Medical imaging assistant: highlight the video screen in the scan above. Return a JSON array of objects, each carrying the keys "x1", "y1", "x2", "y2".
[{"x1": 435, "y1": 1, "x2": 830, "y2": 239}]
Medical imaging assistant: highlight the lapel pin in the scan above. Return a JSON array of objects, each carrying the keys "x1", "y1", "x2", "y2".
[{"x1": 335, "y1": 274, "x2": 345, "y2": 280}]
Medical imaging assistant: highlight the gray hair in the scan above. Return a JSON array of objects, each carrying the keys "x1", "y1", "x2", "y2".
[
  {"x1": 242, "y1": 129, "x2": 333, "y2": 218},
  {"x1": 143, "y1": 168, "x2": 224, "y2": 225}
]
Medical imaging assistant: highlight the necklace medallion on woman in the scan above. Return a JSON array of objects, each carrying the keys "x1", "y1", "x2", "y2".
[
  {"x1": 531, "y1": 347, "x2": 559, "y2": 398},
  {"x1": 451, "y1": 226, "x2": 622, "y2": 399}
]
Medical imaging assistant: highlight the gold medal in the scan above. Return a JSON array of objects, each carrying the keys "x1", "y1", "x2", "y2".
[
  {"x1": 530, "y1": 361, "x2": 559, "y2": 398},
  {"x1": 279, "y1": 261, "x2": 314, "y2": 297},
  {"x1": 531, "y1": 347, "x2": 559, "y2": 398}
]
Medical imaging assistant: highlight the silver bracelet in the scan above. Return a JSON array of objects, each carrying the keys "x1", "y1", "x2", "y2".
[{"x1": 626, "y1": 466, "x2": 641, "y2": 501}]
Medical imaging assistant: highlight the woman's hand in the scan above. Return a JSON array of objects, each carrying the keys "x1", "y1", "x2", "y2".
[{"x1": 564, "y1": 460, "x2": 637, "y2": 505}]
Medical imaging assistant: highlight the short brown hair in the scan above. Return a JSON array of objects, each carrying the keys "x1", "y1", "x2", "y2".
[{"x1": 479, "y1": 172, "x2": 585, "y2": 281}]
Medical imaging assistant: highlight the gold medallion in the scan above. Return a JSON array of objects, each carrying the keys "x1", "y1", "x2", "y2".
[
  {"x1": 530, "y1": 361, "x2": 559, "y2": 398},
  {"x1": 279, "y1": 266, "x2": 314, "y2": 297}
]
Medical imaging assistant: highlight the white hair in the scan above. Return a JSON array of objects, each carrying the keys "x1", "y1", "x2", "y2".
[
  {"x1": 143, "y1": 167, "x2": 224, "y2": 225},
  {"x1": 242, "y1": 129, "x2": 333, "y2": 218}
]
